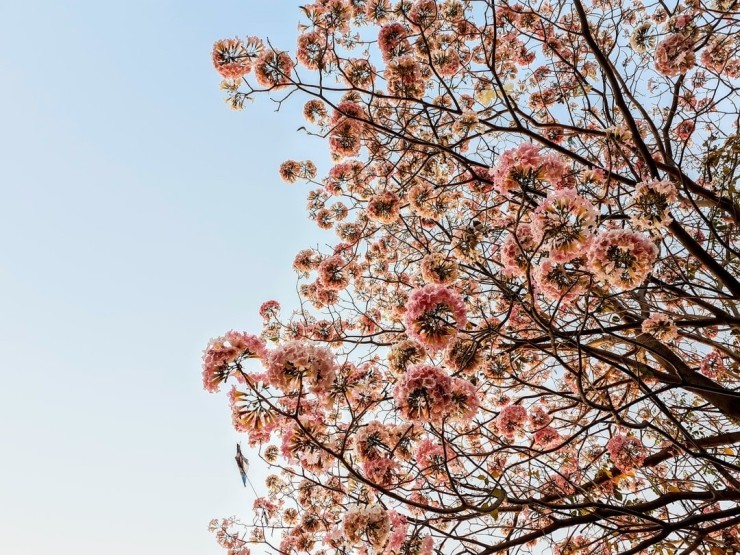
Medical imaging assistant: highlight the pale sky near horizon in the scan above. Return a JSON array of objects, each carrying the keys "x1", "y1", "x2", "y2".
[{"x1": 0, "y1": 2, "x2": 327, "y2": 553}]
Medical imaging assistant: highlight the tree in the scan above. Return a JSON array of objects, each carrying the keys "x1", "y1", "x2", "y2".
[{"x1": 203, "y1": 1, "x2": 740, "y2": 554}]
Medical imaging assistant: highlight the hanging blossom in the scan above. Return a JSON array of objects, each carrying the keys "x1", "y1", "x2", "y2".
[
  {"x1": 366, "y1": 191, "x2": 402, "y2": 223},
  {"x1": 606, "y1": 434, "x2": 647, "y2": 472},
  {"x1": 701, "y1": 36, "x2": 740, "y2": 78},
  {"x1": 387, "y1": 339, "x2": 426, "y2": 376},
  {"x1": 259, "y1": 300, "x2": 280, "y2": 321},
  {"x1": 444, "y1": 336, "x2": 483, "y2": 374},
  {"x1": 495, "y1": 404, "x2": 528, "y2": 440},
  {"x1": 393, "y1": 364, "x2": 454, "y2": 424},
  {"x1": 403, "y1": 284, "x2": 467, "y2": 351},
  {"x1": 533, "y1": 257, "x2": 590, "y2": 304},
  {"x1": 532, "y1": 189, "x2": 597, "y2": 262},
  {"x1": 501, "y1": 224, "x2": 537, "y2": 277},
  {"x1": 489, "y1": 143, "x2": 548, "y2": 195},
  {"x1": 654, "y1": 33, "x2": 696, "y2": 77},
  {"x1": 202, "y1": 331, "x2": 267, "y2": 393},
  {"x1": 377, "y1": 22, "x2": 412, "y2": 62},
  {"x1": 317, "y1": 255, "x2": 352, "y2": 291},
  {"x1": 229, "y1": 386, "x2": 278, "y2": 445},
  {"x1": 587, "y1": 230, "x2": 658, "y2": 290},
  {"x1": 700, "y1": 351, "x2": 726, "y2": 379},
  {"x1": 533, "y1": 426, "x2": 561, "y2": 449},
  {"x1": 420, "y1": 253, "x2": 459, "y2": 285},
  {"x1": 212, "y1": 38, "x2": 252, "y2": 79},
  {"x1": 631, "y1": 179, "x2": 677, "y2": 230},
  {"x1": 265, "y1": 340, "x2": 337, "y2": 397},
  {"x1": 343, "y1": 503, "x2": 391, "y2": 551},
  {"x1": 448, "y1": 377, "x2": 480, "y2": 421},
  {"x1": 641, "y1": 313, "x2": 678, "y2": 341},
  {"x1": 385, "y1": 55, "x2": 428, "y2": 98},
  {"x1": 254, "y1": 49, "x2": 294, "y2": 89}
]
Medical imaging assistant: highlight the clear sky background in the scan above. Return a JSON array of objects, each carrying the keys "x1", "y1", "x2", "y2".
[{"x1": 0, "y1": 2, "x2": 326, "y2": 553}]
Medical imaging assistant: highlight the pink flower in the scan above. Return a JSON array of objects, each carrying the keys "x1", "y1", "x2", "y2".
[
  {"x1": 641, "y1": 313, "x2": 678, "y2": 341},
  {"x1": 420, "y1": 253, "x2": 459, "y2": 285},
  {"x1": 700, "y1": 351, "x2": 725, "y2": 378},
  {"x1": 495, "y1": 404, "x2": 528, "y2": 440},
  {"x1": 259, "y1": 300, "x2": 280, "y2": 320},
  {"x1": 229, "y1": 386, "x2": 279, "y2": 444},
  {"x1": 385, "y1": 55, "x2": 427, "y2": 98},
  {"x1": 701, "y1": 36, "x2": 740, "y2": 78},
  {"x1": 655, "y1": 34, "x2": 695, "y2": 77},
  {"x1": 266, "y1": 340, "x2": 337, "y2": 396},
  {"x1": 631, "y1": 179, "x2": 677, "y2": 230},
  {"x1": 254, "y1": 49, "x2": 294, "y2": 89},
  {"x1": 342, "y1": 58, "x2": 376, "y2": 88},
  {"x1": 532, "y1": 189, "x2": 597, "y2": 262},
  {"x1": 448, "y1": 378, "x2": 480, "y2": 421},
  {"x1": 378, "y1": 23, "x2": 411, "y2": 61},
  {"x1": 607, "y1": 434, "x2": 647, "y2": 471},
  {"x1": 533, "y1": 257, "x2": 589, "y2": 304},
  {"x1": 202, "y1": 331, "x2": 267, "y2": 392},
  {"x1": 587, "y1": 230, "x2": 658, "y2": 290},
  {"x1": 212, "y1": 38, "x2": 252, "y2": 79},
  {"x1": 533, "y1": 426, "x2": 561, "y2": 448},
  {"x1": 674, "y1": 119, "x2": 695, "y2": 141},
  {"x1": 393, "y1": 364, "x2": 453, "y2": 423},
  {"x1": 296, "y1": 29, "x2": 332, "y2": 70},
  {"x1": 366, "y1": 191, "x2": 402, "y2": 223},
  {"x1": 501, "y1": 225, "x2": 536, "y2": 277},
  {"x1": 317, "y1": 255, "x2": 351, "y2": 290},
  {"x1": 293, "y1": 248, "x2": 319, "y2": 273},
  {"x1": 403, "y1": 285, "x2": 467, "y2": 351},
  {"x1": 490, "y1": 143, "x2": 543, "y2": 195},
  {"x1": 343, "y1": 504, "x2": 391, "y2": 550},
  {"x1": 386, "y1": 511, "x2": 408, "y2": 553}
]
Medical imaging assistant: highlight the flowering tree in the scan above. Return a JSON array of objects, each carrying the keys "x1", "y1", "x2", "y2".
[{"x1": 204, "y1": 1, "x2": 740, "y2": 554}]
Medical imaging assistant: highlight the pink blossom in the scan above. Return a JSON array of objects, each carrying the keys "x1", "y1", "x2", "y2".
[
  {"x1": 318, "y1": 255, "x2": 351, "y2": 290},
  {"x1": 448, "y1": 378, "x2": 480, "y2": 421},
  {"x1": 420, "y1": 253, "x2": 459, "y2": 285},
  {"x1": 386, "y1": 511, "x2": 408, "y2": 553},
  {"x1": 393, "y1": 364, "x2": 453, "y2": 423},
  {"x1": 490, "y1": 143, "x2": 543, "y2": 195},
  {"x1": 606, "y1": 434, "x2": 647, "y2": 471},
  {"x1": 366, "y1": 191, "x2": 402, "y2": 223},
  {"x1": 631, "y1": 179, "x2": 677, "y2": 230},
  {"x1": 202, "y1": 331, "x2": 267, "y2": 392},
  {"x1": 254, "y1": 50, "x2": 294, "y2": 89},
  {"x1": 259, "y1": 300, "x2": 280, "y2": 320},
  {"x1": 654, "y1": 34, "x2": 695, "y2": 77},
  {"x1": 532, "y1": 189, "x2": 597, "y2": 262},
  {"x1": 674, "y1": 119, "x2": 695, "y2": 141},
  {"x1": 378, "y1": 23, "x2": 411, "y2": 61},
  {"x1": 533, "y1": 426, "x2": 561, "y2": 448},
  {"x1": 229, "y1": 387, "x2": 279, "y2": 444},
  {"x1": 343, "y1": 504, "x2": 391, "y2": 550},
  {"x1": 404, "y1": 284, "x2": 467, "y2": 351},
  {"x1": 212, "y1": 38, "x2": 252, "y2": 79},
  {"x1": 700, "y1": 351, "x2": 725, "y2": 378},
  {"x1": 385, "y1": 55, "x2": 427, "y2": 98},
  {"x1": 587, "y1": 230, "x2": 658, "y2": 290},
  {"x1": 501, "y1": 225, "x2": 536, "y2": 277},
  {"x1": 266, "y1": 340, "x2": 337, "y2": 396},
  {"x1": 701, "y1": 36, "x2": 740, "y2": 78},
  {"x1": 533, "y1": 257, "x2": 589, "y2": 304},
  {"x1": 641, "y1": 313, "x2": 678, "y2": 341},
  {"x1": 495, "y1": 404, "x2": 528, "y2": 440}
]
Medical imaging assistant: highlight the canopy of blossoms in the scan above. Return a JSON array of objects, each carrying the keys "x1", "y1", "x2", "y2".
[{"x1": 204, "y1": 1, "x2": 740, "y2": 554}]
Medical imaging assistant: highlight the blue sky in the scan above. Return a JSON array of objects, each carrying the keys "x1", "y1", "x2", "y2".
[{"x1": 0, "y1": 2, "x2": 325, "y2": 553}]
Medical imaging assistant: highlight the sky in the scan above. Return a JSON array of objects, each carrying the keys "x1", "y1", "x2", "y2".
[{"x1": 0, "y1": 2, "x2": 327, "y2": 553}]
